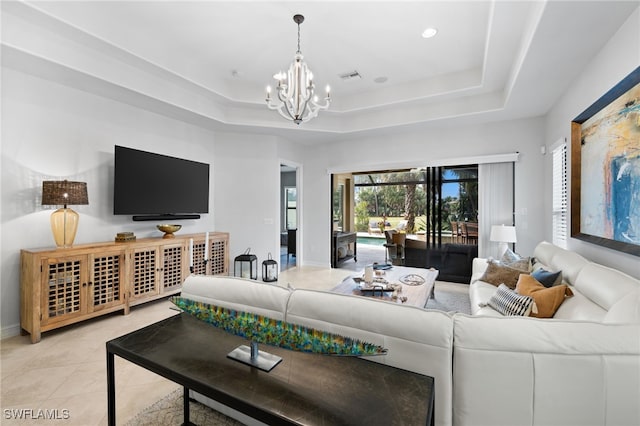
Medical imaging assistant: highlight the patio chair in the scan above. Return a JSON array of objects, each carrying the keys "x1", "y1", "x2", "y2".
[
  {"x1": 461, "y1": 222, "x2": 478, "y2": 245},
  {"x1": 450, "y1": 220, "x2": 461, "y2": 243},
  {"x1": 384, "y1": 230, "x2": 406, "y2": 265}
]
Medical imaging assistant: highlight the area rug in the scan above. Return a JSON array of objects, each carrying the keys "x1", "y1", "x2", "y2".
[
  {"x1": 125, "y1": 388, "x2": 243, "y2": 426},
  {"x1": 424, "y1": 281, "x2": 472, "y2": 314}
]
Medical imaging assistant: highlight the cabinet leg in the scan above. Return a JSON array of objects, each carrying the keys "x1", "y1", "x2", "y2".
[{"x1": 30, "y1": 331, "x2": 41, "y2": 344}]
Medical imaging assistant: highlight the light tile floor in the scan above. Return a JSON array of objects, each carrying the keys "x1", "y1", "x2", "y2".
[
  {"x1": 0, "y1": 264, "x2": 356, "y2": 425},
  {"x1": 0, "y1": 253, "x2": 465, "y2": 425}
]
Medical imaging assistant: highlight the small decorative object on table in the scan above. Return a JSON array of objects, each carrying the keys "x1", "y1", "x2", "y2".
[
  {"x1": 157, "y1": 224, "x2": 181, "y2": 239},
  {"x1": 262, "y1": 253, "x2": 278, "y2": 282},
  {"x1": 171, "y1": 297, "x2": 387, "y2": 372},
  {"x1": 364, "y1": 265, "x2": 374, "y2": 284},
  {"x1": 115, "y1": 232, "x2": 136, "y2": 242},
  {"x1": 400, "y1": 274, "x2": 426, "y2": 286},
  {"x1": 234, "y1": 248, "x2": 258, "y2": 280}
]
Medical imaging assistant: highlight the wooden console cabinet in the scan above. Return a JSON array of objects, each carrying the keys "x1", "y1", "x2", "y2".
[{"x1": 20, "y1": 232, "x2": 228, "y2": 343}]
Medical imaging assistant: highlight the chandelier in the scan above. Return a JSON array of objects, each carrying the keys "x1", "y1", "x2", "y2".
[{"x1": 265, "y1": 14, "x2": 330, "y2": 125}]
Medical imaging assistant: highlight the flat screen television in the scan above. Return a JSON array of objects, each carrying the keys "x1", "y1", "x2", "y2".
[{"x1": 113, "y1": 145, "x2": 209, "y2": 221}]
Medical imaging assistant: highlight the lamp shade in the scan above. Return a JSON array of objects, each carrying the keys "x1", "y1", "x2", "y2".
[
  {"x1": 41, "y1": 180, "x2": 88, "y2": 248},
  {"x1": 490, "y1": 225, "x2": 517, "y2": 243},
  {"x1": 42, "y1": 180, "x2": 88, "y2": 207}
]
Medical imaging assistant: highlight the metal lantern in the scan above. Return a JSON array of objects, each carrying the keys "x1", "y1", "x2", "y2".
[
  {"x1": 262, "y1": 253, "x2": 278, "y2": 282},
  {"x1": 234, "y1": 248, "x2": 258, "y2": 280}
]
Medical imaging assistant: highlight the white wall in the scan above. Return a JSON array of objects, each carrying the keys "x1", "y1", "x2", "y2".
[
  {"x1": 0, "y1": 67, "x2": 300, "y2": 337},
  {"x1": 0, "y1": 68, "x2": 220, "y2": 336},
  {"x1": 301, "y1": 117, "x2": 548, "y2": 267},
  {"x1": 212, "y1": 131, "x2": 283, "y2": 275},
  {"x1": 544, "y1": 7, "x2": 640, "y2": 278}
]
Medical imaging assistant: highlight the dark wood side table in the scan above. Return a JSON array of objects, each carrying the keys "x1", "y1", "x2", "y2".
[
  {"x1": 332, "y1": 231, "x2": 357, "y2": 268},
  {"x1": 107, "y1": 313, "x2": 434, "y2": 426},
  {"x1": 287, "y1": 228, "x2": 296, "y2": 261}
]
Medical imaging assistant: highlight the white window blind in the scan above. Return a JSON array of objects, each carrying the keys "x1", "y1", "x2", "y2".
[{"x1": 552, "y1": 143, "x2": 568, "y2": 248}]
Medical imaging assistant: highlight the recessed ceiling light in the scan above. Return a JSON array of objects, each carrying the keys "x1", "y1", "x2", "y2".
[
  {"x1": 422, "y1": 27, "x2": 438, "y2": 39},
  {"x1": 374, "y1": 76, "x2": 388, "y2": 84}
]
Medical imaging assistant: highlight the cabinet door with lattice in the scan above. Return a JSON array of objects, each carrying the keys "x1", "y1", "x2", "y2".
[
  {"x1": 130, "y1": 247, "x2": 160, "y2": 302},
  {"x1": 159, "y1": 242, "x2": 186, "y2": 293},
  {"x1": 40, "y1": 255, "x2": 89, "y2": 326},
  {"x1": 208, "y1": 235, "x2": 229, "y2": 275},
  {"x1": 89, "y1": 249, "x2": 126, "y2": 313},
  {"x1": 190, "y1": 238, "x2": 207, "y2": 275}
]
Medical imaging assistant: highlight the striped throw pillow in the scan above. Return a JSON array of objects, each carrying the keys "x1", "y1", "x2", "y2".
[{"x1": 487, "y1": 284, "x2": 536, "y2": 316}]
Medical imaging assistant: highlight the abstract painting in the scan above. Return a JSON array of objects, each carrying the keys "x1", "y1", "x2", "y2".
[{"x1": 571, "y1": 66, "x2": 640, "y2": 256}]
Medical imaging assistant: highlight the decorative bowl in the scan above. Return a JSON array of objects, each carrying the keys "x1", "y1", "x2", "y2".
[{"x1": 157, "y1": 224, "x2": 182, "y2": 239}]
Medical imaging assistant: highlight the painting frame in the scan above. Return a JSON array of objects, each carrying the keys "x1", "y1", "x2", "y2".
[{"x1": 570, "y1": 66, "x2": 640, "y2": 257}]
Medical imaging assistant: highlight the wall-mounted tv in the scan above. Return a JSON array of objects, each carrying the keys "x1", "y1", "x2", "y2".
[{"x1": 114, "y1": 145, "x2": 209, "y2": 221}]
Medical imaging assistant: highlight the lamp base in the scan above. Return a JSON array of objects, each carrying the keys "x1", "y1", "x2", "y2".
[
  {"x1": 497, "y1": 242, "x2": 509, "y2": 259},
  {"x1": 50, "y1": 208, "x2": 79, "y2": 248},
  {"x1": 227, "y1": 342, "x2": 282, "y2": 372}
]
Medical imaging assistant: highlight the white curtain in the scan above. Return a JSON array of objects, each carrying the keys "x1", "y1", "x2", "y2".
[{"x1": 478, "y1": 162, "x2": 514, "y2": 258}]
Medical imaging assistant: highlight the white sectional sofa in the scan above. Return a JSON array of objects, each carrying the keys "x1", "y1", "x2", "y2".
[{"x1": 179, "y1": 241, "x2": 640, "y2": 426}]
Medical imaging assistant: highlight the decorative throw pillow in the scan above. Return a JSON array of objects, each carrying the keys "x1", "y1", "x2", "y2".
[
  {"x1": 479, "y1": 259, "x2": 530, "y2": 289},
  {"x1": 500, "y1": 247, "x2": 521, "y2": 263},
  {"x1": 531, "y1": 268, "x2": 563, "y2": 288},
  {"x1": 485, "y1": 284, "x2": 536, "y2": 316},
  {"x1": 515, "y1": 274, "x2": 573, "y2": 318},
  {"x1": 500, "y1": 248, "x2": 532, "y2": 271}
]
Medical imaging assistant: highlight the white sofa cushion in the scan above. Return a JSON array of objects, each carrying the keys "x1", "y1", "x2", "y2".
[
  {"x1": 532, "y1": 241, "x2": 589, "y2": 285},
  {"x1": 180, "y1": 275, "x2": 291, "y2": 320},
  {"x1": 548, "y1": 250, "x2": 589, "y2": 285},
  {"x1": 574, "y1": 263, "x2": 640, "y2": 311},
  {"x1": 532, "y1": 241, "x2": 564, "y2": 267},
  {"x1": 453, "y1": 314, "x2": 640, "y2": 426},
  {"x1": 604, "y1": 289, "x2": 640, "y2": 323},
  {"x1": 544, "y1": 285, "x2": 607, "y2": 321},
  {"x1": 285, "y1": 289, "x2": 454, "y2": 426}
]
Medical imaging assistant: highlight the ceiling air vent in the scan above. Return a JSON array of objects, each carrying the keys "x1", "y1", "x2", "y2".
[{"x1": 339, "y1": 70, "x2": 363, "y2": 81}]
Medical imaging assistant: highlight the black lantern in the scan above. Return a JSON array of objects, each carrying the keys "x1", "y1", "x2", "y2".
[
  {"x1": 262, "y1": 253, "x2": 278, "y2": 282},
  {"x1": 234, "y1": 248, "x2": 258, "y2": 280}
]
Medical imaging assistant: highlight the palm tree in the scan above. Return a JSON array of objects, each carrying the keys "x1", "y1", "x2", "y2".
[{"x1": 405, "y1": 183, "x2": 416, "y2": 233}]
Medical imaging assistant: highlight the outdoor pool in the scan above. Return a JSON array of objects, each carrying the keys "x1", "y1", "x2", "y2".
[{"x1": 357, "y1": 236, "x2": 386, "y2": 246}]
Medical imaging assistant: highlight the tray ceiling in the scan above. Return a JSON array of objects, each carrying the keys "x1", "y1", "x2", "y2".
[{"x1": 3, "y1": 1, "x2": 637, "y2": 141}]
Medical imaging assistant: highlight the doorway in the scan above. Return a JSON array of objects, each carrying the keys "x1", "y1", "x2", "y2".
[
  {"x1": 280, "y1": 164, "x2": 298, "y2": 271},
  {"x1": 330, "y1": 166, "x2": 480, "y2": 282}
]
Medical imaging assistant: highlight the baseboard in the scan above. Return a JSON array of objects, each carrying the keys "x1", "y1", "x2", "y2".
[{"x1": 1, "y1": 323, "x2": 21, "y2": 340}]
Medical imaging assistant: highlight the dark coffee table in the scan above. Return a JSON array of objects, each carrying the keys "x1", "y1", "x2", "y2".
[{"x1": 107, "y1": 312, "x2": 434, "y2": 425}]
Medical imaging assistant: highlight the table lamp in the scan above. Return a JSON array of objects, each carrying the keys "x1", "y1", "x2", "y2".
[
  {"x1": 490, "y1": 224, "x2": 517, "y2": 258},
  {"x1": 42, "y1": 180, "x2": 89, "y2": 247}
]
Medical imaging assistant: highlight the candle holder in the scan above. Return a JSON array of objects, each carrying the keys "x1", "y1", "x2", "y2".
[{"x1": 190, "y1": 259, "x2": 208, "y2": 275}]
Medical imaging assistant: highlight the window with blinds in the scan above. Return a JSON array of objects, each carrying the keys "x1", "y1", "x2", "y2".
[{"x1": 552, "y1": 143, "x2": 568, "y2": 248}]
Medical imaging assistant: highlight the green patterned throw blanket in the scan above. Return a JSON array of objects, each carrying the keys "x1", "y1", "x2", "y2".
[{"x1": 171, "y1": 297, "x2": 387, "y2": 356}]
